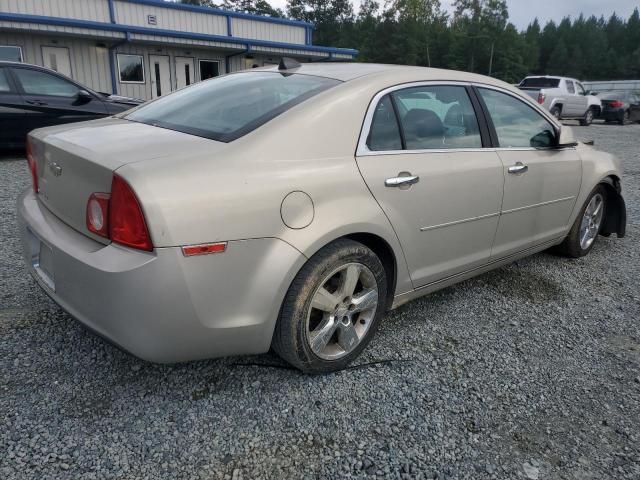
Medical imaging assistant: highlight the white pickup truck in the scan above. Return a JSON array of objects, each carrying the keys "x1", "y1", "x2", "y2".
[{"x1": 518, "y1": 76, "x2": 602, "y2": 126}]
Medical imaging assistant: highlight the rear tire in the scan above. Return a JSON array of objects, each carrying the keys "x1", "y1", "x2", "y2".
[
  {"x1": 555, "y1": 186, "x2": 606, "y2": 258},
  {"x1": 580, "y1": 108, "x2": 594, "y2": 126},
  {"x1": 272, "y1": 239, "x2": 387, "y2": 373},
  {"x1": 550, "y1": 106, "x2": 561, "y2": 120},
  {"x1": 620, "y1": 110, "x2": 630, "y2": 125}
]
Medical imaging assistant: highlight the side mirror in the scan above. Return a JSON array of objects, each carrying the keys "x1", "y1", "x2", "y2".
[
  {"x1": 530, "y1": 129, "x2": 555, "y2": 148},
  {"x1": 73, "y1": 89, "x2": 93, "y2": 105},
  {"x1": 556, "y1": 126, "x2": 578, "y2": 148}
]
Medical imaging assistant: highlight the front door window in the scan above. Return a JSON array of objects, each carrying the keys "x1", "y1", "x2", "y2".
[{"x1": 477, "y1": 88, "x2": 556, "y2": 148}]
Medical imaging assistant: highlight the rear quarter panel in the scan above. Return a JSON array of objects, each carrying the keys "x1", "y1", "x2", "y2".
[{"x1": 119, "y1": 78, "x2": 415, "y2": 295}]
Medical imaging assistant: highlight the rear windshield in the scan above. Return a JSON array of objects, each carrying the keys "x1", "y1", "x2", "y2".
[
  {"x1": 519, "y1": 77, "x2": 560, "y2": 88},
  {"x1": 125, "y1": 72, "x2": 341, "y2": 142},
  {"x1": 599, "y1": 91, "x2": 629, "y2": 100}
]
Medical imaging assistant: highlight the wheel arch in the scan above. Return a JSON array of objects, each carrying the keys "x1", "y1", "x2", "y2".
[
  {"x1": 343, "y1": 232, "x2": 398, "y2": 310},
  {"x1": 599, "y1": 175, "x2": 626, "y2": 238},
  {"x1": 288, "y1": 229, "x2": 404, "y2": 312},
  {"x1": 550, "y1": 102, "x2": 563, "y2": 112}
]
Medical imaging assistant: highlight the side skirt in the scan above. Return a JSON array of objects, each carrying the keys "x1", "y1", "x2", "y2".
[{"x1": 390, "y1": 237, "x2": 564, "y2": 309}]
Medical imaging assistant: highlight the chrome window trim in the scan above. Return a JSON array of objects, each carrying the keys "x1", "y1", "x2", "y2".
[
  {"x1": 472, "y1": 82, "x2": 561, "y2": 129},
  {"x1": 358, "y1": 147, "x2": 490, "y2": 157},
  {"x1": 356, "y1": 80, "x2": 564, "y2": 157},
  {"x1": 356, "y1": 80, "x2": 484, "y2": 157}
]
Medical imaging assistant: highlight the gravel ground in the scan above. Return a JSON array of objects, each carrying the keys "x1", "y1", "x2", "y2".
[{"x1": 1, "y1": 122, "x2": 639, "y2": 480}]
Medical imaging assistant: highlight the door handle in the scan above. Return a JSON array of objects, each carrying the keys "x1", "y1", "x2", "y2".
[
  {"x1": 508, "y1": 163, "x2": 528, "y2": 175},
  {"x1": 26, "y1": 100, "x2": 47, "y2": 106},
  {"x1": 385, "y1": 175, "x2": 420, "y2": 187}
]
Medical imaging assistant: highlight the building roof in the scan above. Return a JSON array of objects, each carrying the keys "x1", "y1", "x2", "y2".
[
  {"x1": 0, "y1": 0, "x2": 357, "y2": 58},
  {"x1": 137, "y1": 0, "x2": 313, "y2": 28}
]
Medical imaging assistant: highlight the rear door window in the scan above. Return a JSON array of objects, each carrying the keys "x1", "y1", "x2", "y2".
[
  {"x1": 366, "y1": 94, "x2": 402, "y2": 151},
  {"x1": 599, "y1": 91, "x2": 628, "y2": 100},
  {"x1": 392, "y1": 85, "x2": 482, "y2": 150},
  {"x1": 566, "y1": 80, "x2": 575, "y2": 94},
  {"x1": 126, "y1": 72, "x2": 340, "y2": 142}
]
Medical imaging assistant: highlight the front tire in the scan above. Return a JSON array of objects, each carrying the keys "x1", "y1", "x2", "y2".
[
  {"x1": 555, "y1": 186, "x2": 606, "y2": 258},
  {"x1": 580, "y1": 108, "x2": 594, "y2": 126},
  {"x1": 272, "y1": 239, "x2": 387, "y2": 373}
]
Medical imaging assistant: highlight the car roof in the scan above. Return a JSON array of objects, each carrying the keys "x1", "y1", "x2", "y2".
[{"x1": 257, "y1": 62, "x2": 513, "y2": 89}]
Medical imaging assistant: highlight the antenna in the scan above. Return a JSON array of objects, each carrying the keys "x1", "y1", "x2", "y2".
[{"x1": 278, "y1": 57, "x2": 301, "y2": 70}]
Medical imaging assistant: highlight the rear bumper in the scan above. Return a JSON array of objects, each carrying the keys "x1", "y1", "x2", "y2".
[
  {"x1": 598, "y1": 109, "x2": 624, "y2": 121},
  {"x1": 17, "y1": 189, "x2": 306, "y2": 363}
]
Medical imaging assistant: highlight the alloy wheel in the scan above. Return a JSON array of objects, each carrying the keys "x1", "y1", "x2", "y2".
[
  {"x1": 579, "y1": 193, "x2": 604, "y2": 250},
  {"x1": 585, "y1": 110, "x2": 593, "y2": 124},
  {"x1": 306, "y1": 263, "x2": 379, "y2": 360}
]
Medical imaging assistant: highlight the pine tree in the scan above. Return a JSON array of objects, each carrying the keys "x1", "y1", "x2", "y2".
[
  {"x1": 180, "y1": 0, "x2": 640, "y2": 82},
  {"x1": 287, "y1": 0, "x2": 354, "y2": 46},
  {"x1": 547, "y1": 39, "x2": 569, "y2": 76}
]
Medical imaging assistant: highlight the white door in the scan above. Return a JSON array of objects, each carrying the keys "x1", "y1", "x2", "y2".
[
  {"x1": 42, "y1": 46, "x2": 72, "y2": 78},
  {"x1": 175, "y1": 57, "x2": 195, "y2": 89},
  {"x1": 149, "y1": 55, "x2": 171, "y2": 99}
]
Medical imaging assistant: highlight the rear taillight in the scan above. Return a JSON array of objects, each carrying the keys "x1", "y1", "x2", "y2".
[
  {"x1": 537, "y1": 92, "x2": 546, "y2": 104},
  {"x1": 609, "y1": 100, "x2": 624, "y2": 108},
  {"x1": 109, "y1": 174, "x2": 153, "y2": 251},
  {"x1": 85, "y1": 174, "x2": 153, "y2": 251},
  {"x1": 26, "y1": 138, "x2": 38, "y2": 193}
]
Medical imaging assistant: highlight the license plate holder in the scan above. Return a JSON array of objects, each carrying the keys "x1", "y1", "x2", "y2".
[{"x1": 28, "y1": 228, "x2": 55, "y2": 291}]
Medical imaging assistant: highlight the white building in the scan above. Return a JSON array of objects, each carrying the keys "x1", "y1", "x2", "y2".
[{"x1": 0, "y1": 0, "x2": 357, "y2": 100}]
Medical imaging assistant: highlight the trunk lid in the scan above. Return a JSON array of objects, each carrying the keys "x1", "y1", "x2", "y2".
[{"x1": 30, "y1": 118, "x2": 224, "y2": 243}]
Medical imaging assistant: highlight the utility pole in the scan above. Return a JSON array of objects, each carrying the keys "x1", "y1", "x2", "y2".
[{"x1": 488, "y1": 40, "x2": 495, "y2": 76}]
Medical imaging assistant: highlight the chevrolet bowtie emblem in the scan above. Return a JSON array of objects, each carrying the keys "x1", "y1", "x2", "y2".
[{"x1": 47, "y1": 160, "x2": 62, "y2": 177}]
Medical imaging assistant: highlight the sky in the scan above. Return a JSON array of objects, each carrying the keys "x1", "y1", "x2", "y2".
[{"x1": 267, "y1": 0, "x2": 640, "y2": 30}]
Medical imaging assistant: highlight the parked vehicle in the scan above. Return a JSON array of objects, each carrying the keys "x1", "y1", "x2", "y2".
[
  {"x1": 0, "y1": 61, "x2": 143, "y2": 149},
  {"x1": 18, "y1": 61, "x2": 626, "y2": 373},
  {"x1": 518, "y1": 76, "x2": 601, "y2": 125},
  {"x1": 597, "y1": 90, "x2": 640, "y2": 125}
]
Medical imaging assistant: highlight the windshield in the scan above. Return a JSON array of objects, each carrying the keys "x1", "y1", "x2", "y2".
[
  {"x1": 519, "y1": 77, "x2": 560, "y2": 88},
  {"x1": 125, "y1": 72, "x2": 340, "y2": 142}
]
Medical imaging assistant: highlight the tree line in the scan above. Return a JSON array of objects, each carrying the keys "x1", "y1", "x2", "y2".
[{"x1": 180, "y1": 0, "x2": 640, "y2": 83}]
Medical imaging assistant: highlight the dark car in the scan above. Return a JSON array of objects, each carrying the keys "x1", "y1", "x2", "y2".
[
  {"x1": 597, "y1": 90, "x2": 640, "y2": 125},
  {"x1": 0, "y1": 61, "x2": 143, "y2": 149}
]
